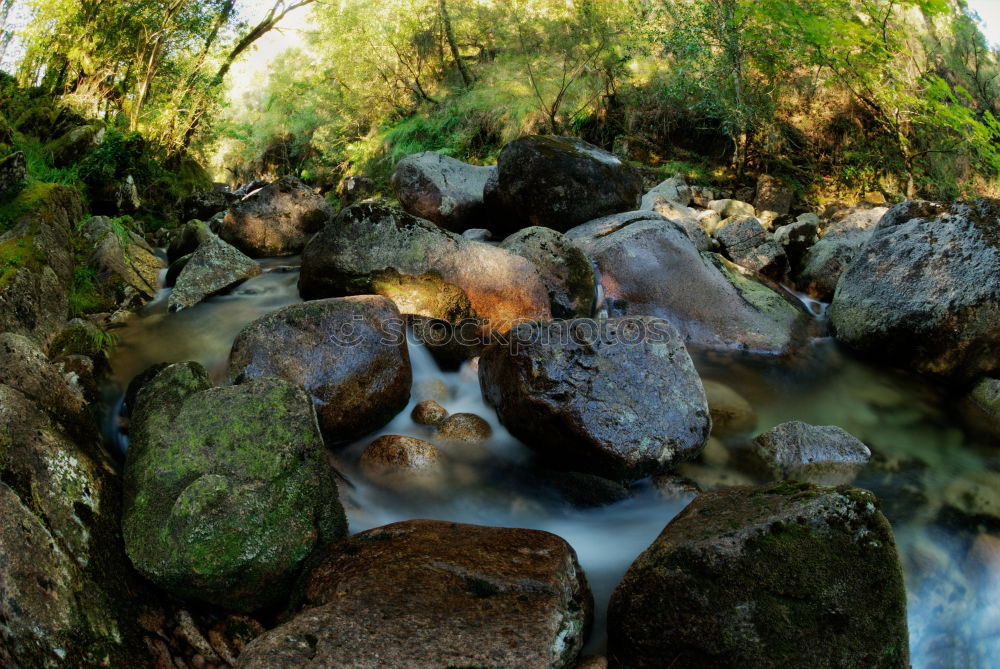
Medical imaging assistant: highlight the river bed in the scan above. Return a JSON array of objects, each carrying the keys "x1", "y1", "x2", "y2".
[{"x1": 102, "y1": 258, "x2": 1000, "y2": 668}]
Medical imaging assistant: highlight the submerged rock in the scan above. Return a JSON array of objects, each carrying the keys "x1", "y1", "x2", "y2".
[
  {"x1": 500, "y1": 226, "x2": 596, "y2": 318},
  {"x1": 168, "y1": 234, "x2": 261, "y2": 311},
  {"x1": 236, "y1": 519, "x2": 593, "y2": 669},
  {"x1": 479, "y1": 317, "x2": 710, "y2": 482},
  {"x1": 567, "y1": 212, "x2": 806, "y2": 354},
  {"x1": 830, "y1": 199, "x2": 1000, "y2": 380},
  {"x1": 299, "y1": 201, "x2": 551, "y2": 331},
  {"x1": 607, "y1": 482, "x2": 909, "y2": 669},
  {"x1": 391, "y1": 151, "x2": 495, "y2": 232},
  {"x1": 754, "y1": 420, "x2": 871, "y2": 485},
  {"x1": 228, "y1": 296, "x2": 412, "y2": 443},
  {"x1": 123, "y1": 363, "x2": 347, "y2": 611},
  {"x1": 359, "y1": 435, "x2": 444, "y2": 489},
  {"x1": 702, "y1": 380, "x2": 757, "y2": 438},
  {"x1": 485, "y1": 135, "x2": 642, "y2": 233},
  {"x1": 219, "y1": 175, "x2": 332, "y2": 257}
]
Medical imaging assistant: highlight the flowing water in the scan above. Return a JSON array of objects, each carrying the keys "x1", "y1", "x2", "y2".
[{"x1": 102, "y1": 258, "x2": 1000, "y2": 668}]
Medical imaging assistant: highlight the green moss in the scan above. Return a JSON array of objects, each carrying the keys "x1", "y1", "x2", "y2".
[
  {"x1": 0, "y1": 232, "x2": 43, "y2": 290},
  {"x1": 0, "y1": 181, "x2": 60, "y2": 232}
]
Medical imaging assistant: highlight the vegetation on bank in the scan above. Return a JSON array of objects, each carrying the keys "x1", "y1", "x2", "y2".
[{"x1": 1, "y1": 0, "x2": 999, "y2": 214}]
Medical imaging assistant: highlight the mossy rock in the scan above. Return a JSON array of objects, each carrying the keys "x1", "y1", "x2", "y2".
[
  {"x1": 123, "y1": 362, "x2": 347, "y2": 611},
  {"x1": 607, "y1": 482, "x2": 909, "y2": 668}
]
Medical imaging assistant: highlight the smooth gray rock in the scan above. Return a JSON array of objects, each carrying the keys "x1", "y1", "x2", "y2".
[
  {"x1": 754, "y1": 420, "x2": 871, "y2": 485},
  {"x1": 391, "y1": 151, "x2": 495, "y2": 232},
  {"x1": 168, "y1": 235, "x2": 261, "y2": 311},
  {"x1": 567, "y1": 212, "x2": 806, "y2": 354}
]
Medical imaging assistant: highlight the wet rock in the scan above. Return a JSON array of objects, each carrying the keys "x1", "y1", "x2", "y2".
[
  {"x1": 411, "y1": 399, "x2": 448, "y2": 426},
  {"x1": 367, "y1": 271, "x2": 475, "y2": 323},
  {"x1": 500, "y1": 226, "x2": 596, "y2": 318},
  {"x1": 651, "y1": 475, "x2": 702, "y2": 502},
  {"x1": 567, "y1": 212, "x2": 806, "y2": 354},
  {"x1": 165, "y1": 253, "x2": 191, "y2": 288},
  {"x1": 773, "y1": 215, "x2": 818, "y2": 276},
  {"x1": 168, "y1": 235, "x2": 261, "y2": 312},
  {"x1": 236, "y1": 519, "x2": 593, "y2": 669},
  {"x1": 462, "y1": 227, "x2": 493, "y2": 242},
  {"x1": 753, "y1": 174, "x2": 793, "y2": 216},
  {"x1": 642, "y1": 175, "x2": 692, "y2": 207},
  {"x1": 797, "y1": 206, "x2": 887, "y2": 300},
  {"x1": 84, "y1": 215, "x2": 165, "y2": 303},
  {"x1": 479, "y1": 317, "x2": 710, "y2": 482},
  {"x1": 830, "y1": 199, "x2": 1000, "y2": 380},
  {"x1": 714, "y1": 215, "x2": 788, "y2": 280},
  {"x1": 391, "y1": 151, "x2": 495, "y2": 232},
  {"x1": 228, "y1": 296, "x2": 412, "y2": 443},
  {"x1": 219, "y1": 176, "x2": 332, "y2": 257},
  {"x1": 181, "y1": 189, "x2": 233, "y2": 223},
  {"x1": 435, "y1": 412, "x2": 492, "y2": 445},
  {"x1": 123, "y1": 363, "x2": 347, "y2": 611},
  {"x1": 359, "y1": 435, "x2": 443, "y2": 489},
  {"x1": 541, "y1": 470, "x2": 631, "y2": 508},
  {"x1": 299, "y1": 201, "x2": 551, "y2": 331},
  {"x1": 167, "y1": 220, "x2": 212, "y2": 263},
  {"x1": 607, "y1": 482, "x2": 909, "y2": 669},
  {"x1": 336, "y1": 175, "x2": 375, "y2": 208},
  {"x1": 707, "y1": 198, "x2": 755, "y2": 219},
  {"x1": 0, "y1": 149, "x2": 26, "y2": 194},
  {"x1": 0, "y1": 385, "x2": 149, "y2": 668},
  {"x1": 753, "y1": 421, "x2": 871, "y2": 485},
  {"x1": 485, "y1": 135, "x2": 642, "y2": 233},
  {"x1": 408, "y1": 315, "x2": 485, "y2": 370},
  {"x1": 702, "y1": 380, "x2": 756, "y2": 438}
]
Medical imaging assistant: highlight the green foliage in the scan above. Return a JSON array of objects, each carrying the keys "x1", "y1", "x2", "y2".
[
  {"x1": 77, "y1": 130, "x2": 157, "y2": 190},
  {"x1": 66, "y1": 265, "x2": 115, "y2": 317}
]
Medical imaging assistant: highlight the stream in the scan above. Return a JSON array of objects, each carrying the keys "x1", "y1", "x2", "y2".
[{"x1": 101, "y1": 257, "x2": 1000, "y2": 668}]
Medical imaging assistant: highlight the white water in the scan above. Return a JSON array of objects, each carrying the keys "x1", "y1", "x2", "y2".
[{"x1": 103, "y1": 257, "x2": 1000, "y2": 665}]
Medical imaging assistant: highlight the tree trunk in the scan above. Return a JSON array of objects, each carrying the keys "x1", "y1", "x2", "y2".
[{"x1": 440, "y1": 0, "x2": 472, "y2": 87}]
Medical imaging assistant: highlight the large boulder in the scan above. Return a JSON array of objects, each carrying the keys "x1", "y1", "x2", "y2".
[
  {"x1": 168, "y1": 234, "x2": 261, "y2": 311},
  {"x1": 0, "y1": 384, "x2": 150, "y2": 667},
  {"x1": 753, "y1": 421, "x2": 871, "y2": 485},
  {"x1": 43, "y1": 123, "x2": 104, "y2": 167},
  {"x1": 166, "y1": 219, "x2": 212, "y2": 263},
  {"x1": 229, "y1": 296, "x2": 412, "y2": 443},
  {"x1": 830, "y1": 199, "x2": 1000, "y2": 380},
  {"x1": 0, "y1": 332, "x2": 87, "y2": 426},
  {"x1": 566, "y1": 211, "x2": 807, "y2": 354},
  {"x1": 181, "y1": 188, "x2": 233, "y2": 222},
  {"x1": 218, "y1": 175, "x2": 332, "y2": 257},
  {"x1": 391, "y1": 151, "x2": 495, "y2": 232},
  {"x1": 0, "y1": 184, "x2": 82, "y2": 343},
  {"x1": 485, "y1": 135, "x2": 642, "y2": 233},
  {"x1": 299, "y1": 201, "x2": 551, "y2": 331},
  {"x1": 500, "y1": 226, "x2": 596, "y2": 318},
  {"x1": 82, "y1": 215, "x2": 165, "y2": 304},
  {"x1": 607, "y1": 482, "x2": 909, "y2": 669},
  {"x1": 237, "y1": 520, "x2": 593, "y2": 669},
  {"x1": 714, "y1": 215, "x2": 788, "y2": 280},
  {"x1": 479, "y1": 317, "x2": 710, "y2": 482},
  {"x1": 797, "y1": 206, "x2": 887, "y2": 300},
  {"x1": 123, "y1": 363, "x2": 347, "y2": 611}
]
